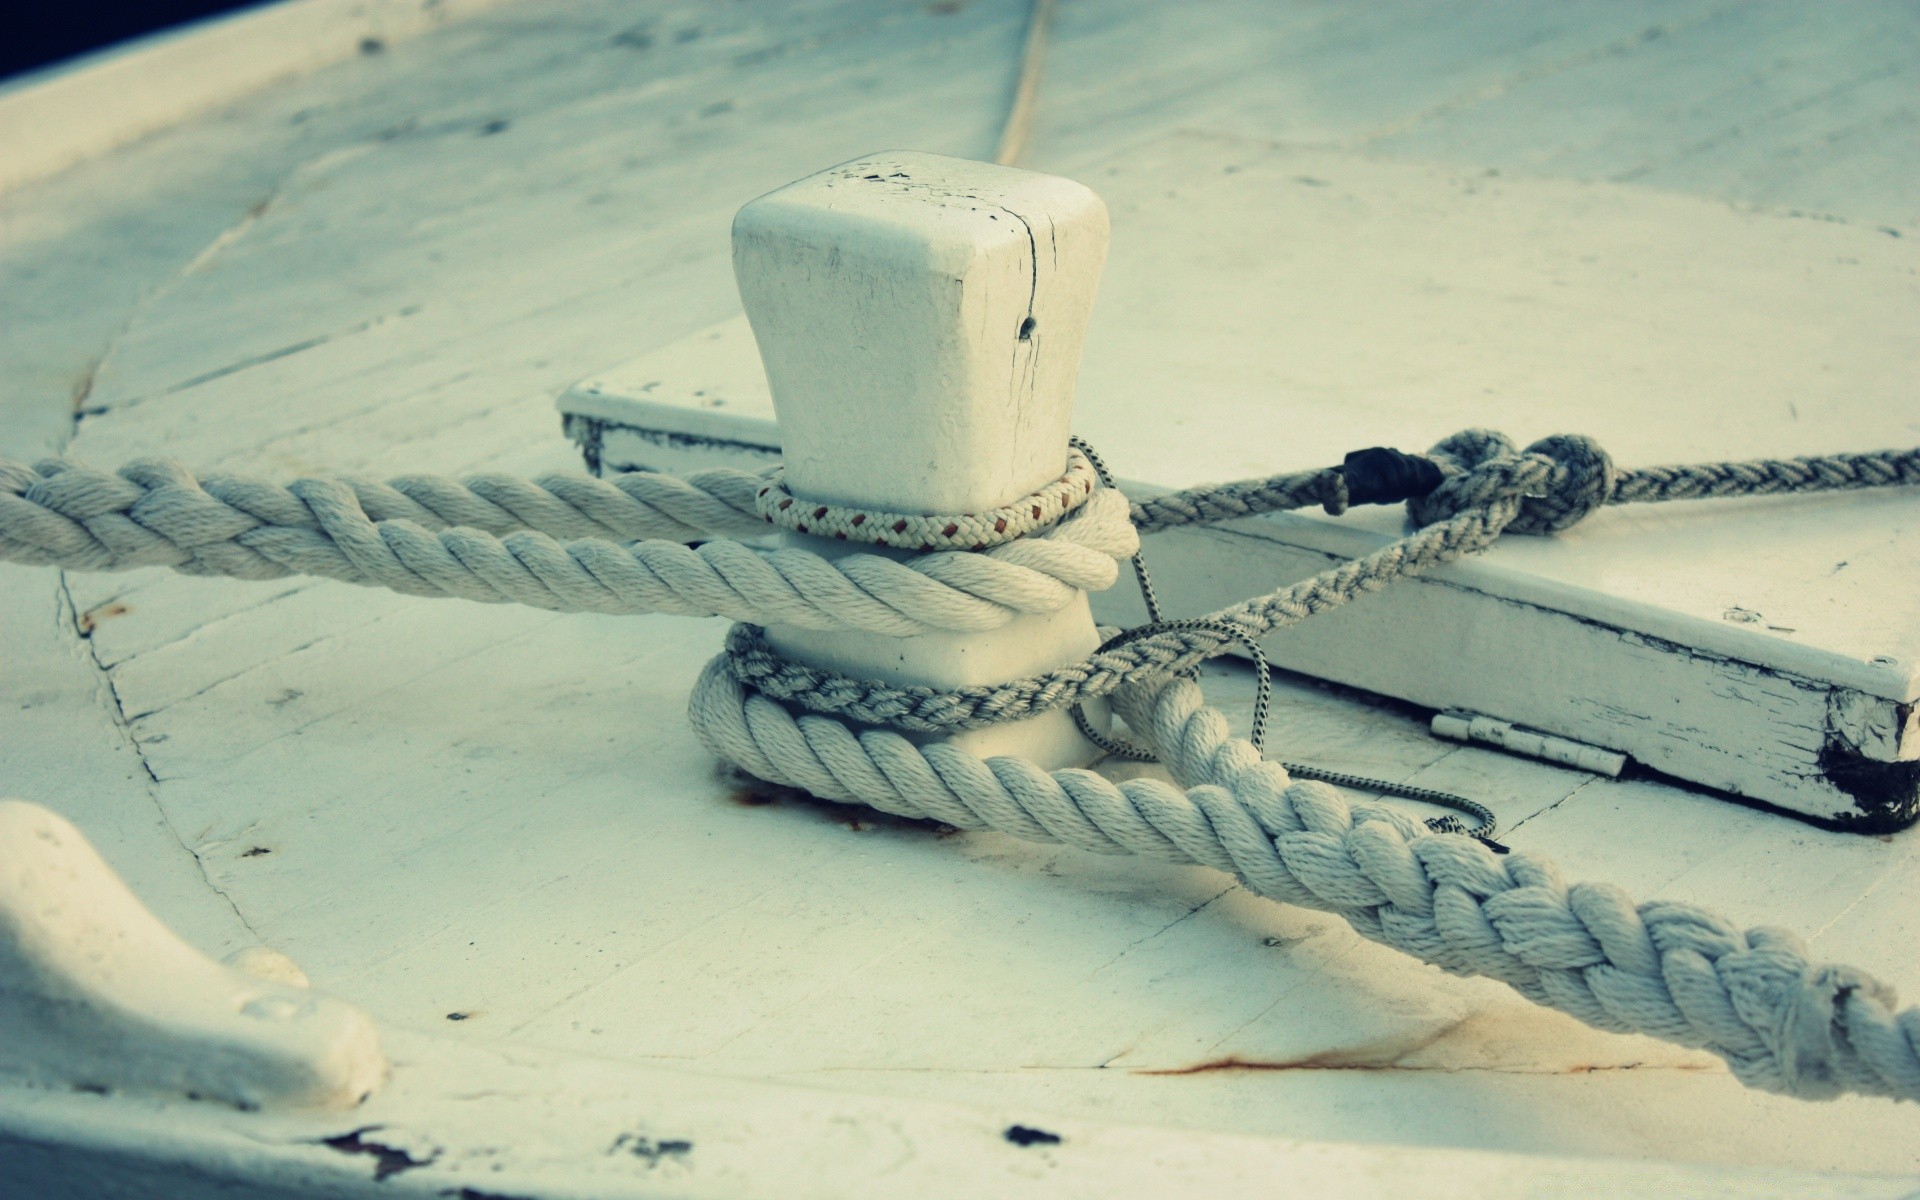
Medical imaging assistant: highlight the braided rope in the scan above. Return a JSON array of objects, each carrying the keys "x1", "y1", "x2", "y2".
[
  {"x1": 9, "y1": 429, "x2": 1920, "y2": 1103},
  {"x1": 723, "y1": 501, "x2": 1517, "y2": 729},
  {"x1": 1128, "y1": 466, "x2": 1346, "y2": 534},
  {"x1": 688, "y1": 662, "x2": 1920, "y2": 1102},
  {"x1": 1128, "y1": 437, "x2": 1920, "y2": 536},
  {"x1": 757, "y1": 448, "x2": 1099, "y2": 550},
  {"x1": 1613, "y1": 448, "x2": 1920, "y2": 505},
  {"x1": 0, "y1": 457, "x2": 1137, "y2": 633},
  {"x1": 732, "y1": 433, "x2": 1920, "y2": 734}
]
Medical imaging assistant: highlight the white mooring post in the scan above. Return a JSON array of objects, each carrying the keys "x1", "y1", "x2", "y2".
[{"x1": 733, "y1": 151, "x2": 1112, "y2": 769}]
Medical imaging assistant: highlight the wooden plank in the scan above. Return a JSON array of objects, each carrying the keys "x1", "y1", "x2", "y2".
[{"x1": 0, "y1": 0, "x2": 521, "y2": 195}]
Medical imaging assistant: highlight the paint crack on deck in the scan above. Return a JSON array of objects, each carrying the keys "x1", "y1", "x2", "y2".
[
  {"x1": 1088, "y1": 884, "x2": 1238, "y2": 977},
  {"x1": 1612, "y1": 58, "x2": 1910, "y2": 190},
  {"x1": 55, "y1": 574, "x2": 266, "y2": 946},
  {"x1": 1506, "y1": 776, "x2": 1602, "y2": 834},
  {"x1": 92, "y1": 582, "x2": 314, "y2": 671},
  {"x1": 1812, "y1": 844, "x2": 1918, "y2": 940},
  {"x1": 1190, "y1": 941, "x2": 1360, "y2": 1059},
  {"x1": 70, "y1": 144, "x2": 375, "y2": 425}
]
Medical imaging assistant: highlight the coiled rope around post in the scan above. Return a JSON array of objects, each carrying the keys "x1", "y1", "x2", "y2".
[{"x1": 6, "y1": 430, "x2": 1920, "y2": 1102}]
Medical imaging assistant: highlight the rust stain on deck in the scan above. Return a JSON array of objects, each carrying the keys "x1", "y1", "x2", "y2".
[
  {"x1": 77, "y1": 602, "x2": 131, "y2": 634},
  {"x1": 1139, "y1": 1019, "x2": 1475, "y2": 1076},
  {"x1": 1137, "y1": 1014, "x2": 1719, "y2": 1078}
]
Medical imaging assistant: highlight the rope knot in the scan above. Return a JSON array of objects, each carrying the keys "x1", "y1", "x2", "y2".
[{"x1": 1406, "y1": 429, "x2": 1616, "y2": 536}]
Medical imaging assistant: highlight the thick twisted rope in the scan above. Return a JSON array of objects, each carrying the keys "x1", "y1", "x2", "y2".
[
  {"x1": 10, "y1": 433, "x2": 1920, "y2": 1102},
  {"x1": 0, "y1": 457, "x2": 1137, "y2": 633},
  {"x1": 694, "y1": 427, "x2": 1920, "y2": 1102},
  {"x1": 688, "y1": 661, "x2": 1920, "y2": 1102},
  {"x1": 18, "y1": 436, "x2": 1909, "y2": 643}
]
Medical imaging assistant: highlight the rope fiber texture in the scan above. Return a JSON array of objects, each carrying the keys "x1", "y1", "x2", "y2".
[
  {"x1": 8, "y1": 429, "x2": 1920, "y2": 1103},
  {"x1": 688, "y1": 426, "x2": 1920, "y2": 1103},
  {"x1": 687, "y1": 662, "x2": 1920, "y2": 1102},
  {"x1": 755, "y1": 446, "x2": 1099, "y2": 550},
  {"x1": 0, "y1": 456, "x2": 1137, "y2": 634}
]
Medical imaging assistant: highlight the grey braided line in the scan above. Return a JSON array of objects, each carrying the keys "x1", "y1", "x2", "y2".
[
  {"x1": 1410, "y1": 430, "x2": 1920, "y2": 532},
  {"x1": 1127, "y1": 441, "x2": 1920, "y2": 534},
  {"x1": 1127, "y1": 467, "x2": 1347, "y2": 535},
  {"x1": 756, "y1": 448, "x2": 1100, "y2": 550},
  {"x1": 722, "y1": 499, "x2": 1518, "y2": 729},
  {"x1": 1612, "y1": 448, "x2": 1920, "y2": 505},
  {"x1": 0, "y1": 457, "x2": 1138, "y2": 633},
  {"x1": 723, "y1": 431, "x2": 1920, "y2": 734},
  {"x1": 688, "y1": 662, "x2": 1920, "y2": 1103},
  {"x1": 1075, "y1": 444, "x2": 1501, "y2": 841}
]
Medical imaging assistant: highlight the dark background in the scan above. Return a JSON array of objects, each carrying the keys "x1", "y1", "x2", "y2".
[{"x1": 3, "y1": 3, "x2": 261, "y2": 81}]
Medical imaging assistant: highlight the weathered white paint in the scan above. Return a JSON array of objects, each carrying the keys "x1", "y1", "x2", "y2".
[
  {"x1": 3, "y1": 0, "x2": 1920, "y2": 1193},
  {"x1": 6, "y1": 1023, "x2": 1906, "y2": 1200},
  {"x1": 734, "y1": 151, "x2": 1112, "y2": 767},
  {"x1": 562, "y1": 131, "x2": 1920, "y2": 823},
  {"x1": 0, "y1": 801, "x2": 384, "y2": 1111}
]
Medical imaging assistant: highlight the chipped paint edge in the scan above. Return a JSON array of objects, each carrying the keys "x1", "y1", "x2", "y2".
[{"x1": 0, "y1": 1025, "x2": 1910, "y2": 1200}]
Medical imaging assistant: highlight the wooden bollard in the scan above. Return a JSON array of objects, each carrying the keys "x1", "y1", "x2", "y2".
[{"x1": 733, "y1": 151, "x2": 1112, "y2": 768}]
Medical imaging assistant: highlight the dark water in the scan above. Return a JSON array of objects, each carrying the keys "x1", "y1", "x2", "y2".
[{"x1": 3, "y1": 2, "x2": 261, "y2": 82}]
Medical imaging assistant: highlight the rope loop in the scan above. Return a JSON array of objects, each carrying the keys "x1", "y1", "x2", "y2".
[
  {"x1": 12, "y1": 429, "x2": 1920, "y2": 1103},
  {"x1": 1408, "y1": 429, "x2": 1617, "y2": 536},
  {"x1": 755, "y1": 447, "x2": 1099, "y2": 551}
]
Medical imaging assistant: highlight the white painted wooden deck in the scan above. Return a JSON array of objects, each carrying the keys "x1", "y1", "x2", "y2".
[
  {"x1": 2, "y1": 1, "x2": 1917, "y2": 1193},
  {"x1": 566, "y1": 133, "x2": 1920, "y2": 821}
]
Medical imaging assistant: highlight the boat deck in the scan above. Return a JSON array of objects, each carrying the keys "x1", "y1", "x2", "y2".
[{"x1": 2, "y1": 1, "x2": 1916, "y2": 1193}]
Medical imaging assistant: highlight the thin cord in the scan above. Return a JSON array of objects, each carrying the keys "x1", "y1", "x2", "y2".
[
  {"x1": 1070, "y1": 436, "x2": 1166, "y2": 621},
  {"x1": 1069, "y1": 436, "x2": 1502, "y2": 845},
  {"x1": 994, "y1": 0, "x2": 1055, "y2": 167},
  {"x1": 1282, "y1": 764, "x2": 1502, "y2": 848}
]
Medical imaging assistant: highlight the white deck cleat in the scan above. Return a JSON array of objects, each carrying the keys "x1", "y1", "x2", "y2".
[{"x1": 0, "y1": 800, "x2": 385, "y2": 1111}]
